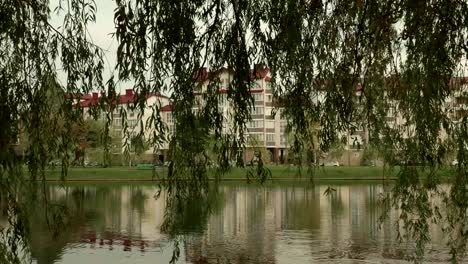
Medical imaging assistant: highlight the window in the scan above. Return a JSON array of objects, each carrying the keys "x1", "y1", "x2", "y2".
[
  {"x1": 221, "y1": 78, "x2": 229, "y2": 88},
  {"x1": 248, "y1": 133, "x2": 264, "y2": 142},
  {"x1": 247, "y1": 120, "x2": 264, "y2": 128},
  {"x1": 167, "y1": 112, "x2": 173, "y2": 123},
  {"x1": 254, "y1": 81, "x2": 261, "y2": 89},
  {"x1": 128, "y1": 119, "x2": 137, "y2": 128},
  {"x1": 113, "y1": 107, "x2": 121, "y2": 118},
  {"x1": 194, "y1": 83, "x2": 202, "y2": 92},
  {"x1": 265, "y1": 82, "x2": 272, "y2": 89},
  {"x1": 218, "y1": 94, "x2": 228, "y2": 106},
  {"x1": 168, "y1": 124, "x2": 175, "y2": 135},
  {"x1": 280, "y1": 122, "x2": 287, "y2": 132},
  {"x1": 280, "y1": 135, "x2": 287, "y2": 145},
  {"x1": 128, "y1": 110, "x2": 135, "y2": 118},
  {"x1": 266, "y1": 94, "x2": 273, "y2": 102},
  {"x1": 387, "y1": 107, "x2": 395, "y2": 117},
  {"x1": 113, "y1": 119, "x2": 122, "y2": 129},
  {"x1": 266, "y1": 120, "x2": 275, "y2": 129},
  {"x1": 266, "y1": 133, "x2": 274, "y2": 142},
  {"x1": 253, "y1": 93, "x2": 263, "y2": 101},
  {"x1": 252, "y1": 107, "x2": 264, "y2": 115}
]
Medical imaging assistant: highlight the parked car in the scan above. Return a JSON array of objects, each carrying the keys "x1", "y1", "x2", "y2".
[
  {"x1": 323, "y1": 161, "x2": 340, "y2": 167},
  {"x1": 48, "y1": 160, "x2": 62, "y2": 166}
]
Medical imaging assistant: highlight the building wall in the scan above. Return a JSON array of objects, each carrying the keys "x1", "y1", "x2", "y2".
[
  {"x1": 81, "y1": 92, "x2": 171, "y2": 164},
  {"x1": 80, "y1": 79, "x2": 468, "y2": 166},
  {"x1": 192, "y1": 68, "x2": 288, "y2": 163}
]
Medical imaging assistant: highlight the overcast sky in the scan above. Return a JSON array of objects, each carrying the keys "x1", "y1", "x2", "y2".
[
  {"x1": 49, "y1": 0, "x2": 468, "y2": 94},
  {"x1": 50, "y1": 0, "x2": 127, "y2": 93}
]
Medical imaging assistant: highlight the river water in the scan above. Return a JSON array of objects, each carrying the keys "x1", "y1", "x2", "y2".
[{"x1": 23, "y1": 182, "x2": 455, "y2": 263}]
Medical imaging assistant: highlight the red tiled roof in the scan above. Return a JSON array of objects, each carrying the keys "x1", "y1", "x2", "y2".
[
  {"x1": 449, "y1": 77, "x2": 468, "y2": 89},
  {"x1": 80, "y1": 98, "x2": 100, "y2": 107},
  {"x1": 193, "y1": 88, "x2": 264, "y2": 96},
  {"x1": 160, "y1": 105, "x2": 173, "y2": 112},
  {"x1": 78, "y1": 90, "x2": 170, "y2": 108},
  {"x1": 65, "y1": 93, "x2": 94, "y2": 100},
  {"x1": 251, "y1": 64, "x2": 270, "y2": 79}
]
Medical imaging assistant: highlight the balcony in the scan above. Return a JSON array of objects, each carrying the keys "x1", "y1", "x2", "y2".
[{"x1": 247, "y1": 128, "x2": 264, "y2": 133}]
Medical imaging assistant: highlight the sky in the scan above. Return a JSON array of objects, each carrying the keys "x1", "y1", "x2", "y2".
[
  {"x1": 48, "y1": 0, "x2": 468, "y2": 95},
  {"x1": 50, "y1": 0, "x2": 127, "y2": 93}
]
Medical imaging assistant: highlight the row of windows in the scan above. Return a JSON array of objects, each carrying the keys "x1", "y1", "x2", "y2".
[
  {"x1": 166, "y1": 113, "x2": 173, "y2": 123},
  {"x1": 168, "y1": 124, "x2": 175, "y2": 135},
  {"x1": 280, "y1": 122, "x2": 287, "y2": 132},
  {"x1": 247, "y1": 134, "x2": 263, "y2": 142},
  {"x1": 280, "y1": 135, "x2": 287, "y2": 145},
  {"x1": 219, "y1": 95, "x2": 228, "y2": 106},
  {"x1": 266, "y1": 133, "x2": 274, "y2": 142},
  {"x1": 252, "y1": 94, "x2": 273, "y2": 102},
  {"x1": 246, "y1": 133, "x2": 285, "y2": 144},
  {"x1": 252, "y1": 107, "x2": 264, "y2": 115},
  {"x1": 193, "y1": 93, "x2": 273, "y2": 108},
  {"x1": 247, "y1": 120, "x2": 277, "y2": 129},
  {"x1": 247, "y1": 120, "x2": 264, "y2": 128},
  {"x1": 112, "y1": 106, "x2": 136, "y2": 118},
  {"x1": 112, "y1": 119, "x2": 138, "y2": 129},
  {"x1": 195, "y1": 79, "x2": 270, "y2": 91}
]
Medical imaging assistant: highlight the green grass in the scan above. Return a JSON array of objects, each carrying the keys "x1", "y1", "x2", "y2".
[
  {"x1": 44, "y1": 165, "x2": 406, "y2": 181},
  {"x1": 43, "y1": 165, "x2": 458, "y2": 182}
]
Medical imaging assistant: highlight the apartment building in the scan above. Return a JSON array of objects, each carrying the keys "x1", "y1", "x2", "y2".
[
  {"x1": 77, "y1": 71, "x2": 468, "y2": 166},
  {"x1": 79, "y1": 89, "x2": 172, "y2": 163},
  {"x1": 190, "y1": 65, "x2": 289, "y2": 163},
  {"x1": 331, "y1": 77, "x2": 468, "y2": 165},
  {"x1": 447, "y1": 77, "x2": 468, "y2": 121}
]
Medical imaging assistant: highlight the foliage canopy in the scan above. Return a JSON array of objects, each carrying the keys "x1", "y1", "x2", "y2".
[{"x1": 1, "y1": 0, "x2": 468, "y2": 262}]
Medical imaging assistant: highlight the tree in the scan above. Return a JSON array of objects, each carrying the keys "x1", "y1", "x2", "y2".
[{"x1": 2, "y1": 0, "x2": 468, "y2": 263}]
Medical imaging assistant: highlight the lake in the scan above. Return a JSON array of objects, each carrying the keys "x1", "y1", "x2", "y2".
[{"x1": 16, "y1": 182, "x2": 456, "y2": 263}]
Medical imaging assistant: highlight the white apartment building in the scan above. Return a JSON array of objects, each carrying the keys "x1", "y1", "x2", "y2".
[
  {"x1": 78, "y1": 73, "x2": 468, "y2": 166},
  {"x1": 190, "y1": 65, "x2": 289, "y2": 163},
  {"x1": 332, "y1": 77, "x2": 468, "y2": 165},
  {"x1": 79, "y1": 89, "x2": 172, "y2": 163}
]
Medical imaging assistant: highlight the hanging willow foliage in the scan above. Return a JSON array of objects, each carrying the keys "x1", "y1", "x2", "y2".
[{"x1": 1, "y1": 0, "x2": 468, "y2": 263}]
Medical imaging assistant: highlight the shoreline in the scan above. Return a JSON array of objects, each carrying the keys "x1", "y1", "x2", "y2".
[
  {"x1": 42, "y1": 177, "x2": 397, "y2": 182},
  {"x1": 37, "y1": 165, "x2": 455, "y2": 182}
]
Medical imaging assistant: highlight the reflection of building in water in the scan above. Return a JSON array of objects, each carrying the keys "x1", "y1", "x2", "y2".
[
  {"x1": 47, "y1": 185, "x2": 167, "y2": 240},
  {"x1": 185, "y1": 185, "x2": 321, "y2": 264},
  {"x1": 317, "y1": 184, "x2": 404, "y2": 260},
  {"x1": 27, "y1": 183, "x2": 453, "y2": 264},
  {"x1": 186, "y1": 186, "x2": 277, "y2": 263},
  {"x1": 30, "y1": 185, "x2": 170, "y2": 264}
]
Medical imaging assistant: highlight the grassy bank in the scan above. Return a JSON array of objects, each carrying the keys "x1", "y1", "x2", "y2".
[{"x1": 43, "y1": 165, "x2": 409, "y2": 181}]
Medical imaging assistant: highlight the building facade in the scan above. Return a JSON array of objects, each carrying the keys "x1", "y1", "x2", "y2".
[
  {"x1": 78, "y1": 73, "x2": 468, "y2": 166},
  {"x1": 79, "y1": 89, "x2": 172, "y2": 164},
  {"x1": 190, "y1": 66, "x2": 289, "y2": 163}
]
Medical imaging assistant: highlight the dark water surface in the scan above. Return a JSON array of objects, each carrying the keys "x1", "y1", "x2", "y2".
[{"x1": 18, "y1": 182, "x2": 456, "y2": 263}]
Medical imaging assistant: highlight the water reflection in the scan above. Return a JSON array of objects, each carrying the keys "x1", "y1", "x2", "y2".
[{"x1": 2, "y1": 182, "x2": 456, "y2": 263}]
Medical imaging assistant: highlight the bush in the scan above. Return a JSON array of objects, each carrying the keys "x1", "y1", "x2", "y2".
[{"x1": 361, "y1": 146, "x2": 378, "y2": 166}]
